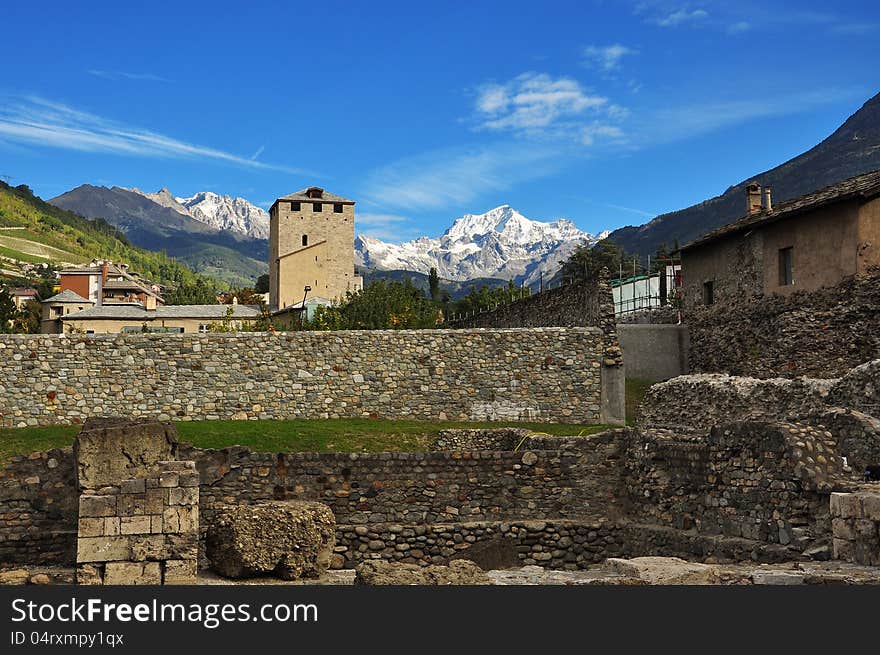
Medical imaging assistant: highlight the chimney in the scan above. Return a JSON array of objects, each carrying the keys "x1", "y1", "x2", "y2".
[
  {"x1": 746, "y1": 182, "x2": 763, "y2": 215},
  {"x1": 145, "y1": 294, "x2": 157, "y2": 311},
  {"x1": 762, "y1": 186, "x2": 772, "y2": 212}
]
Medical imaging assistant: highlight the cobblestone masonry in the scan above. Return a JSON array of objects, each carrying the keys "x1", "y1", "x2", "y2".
[
  {"x1": 0, "y1": 328, "x2": 605, "y2": 428},
  {"x1": 0, "y1": 447, "x2": 77, "y2": 565},
  {"x1": 76, "y1": 461, "x2": 199, "y2": 585},
  {"x1": 444, "y1": 278, "x2": 623, "y2": 368},
  {"x1": 686, "y1": 267, "x2": 880, "y2": 378}
]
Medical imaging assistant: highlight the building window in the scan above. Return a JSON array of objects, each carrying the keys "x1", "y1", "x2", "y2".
[
  {"x1": 302, "y1": 234, "x2": 309, "y2": 247},
  {"x1": 703, "y1": 280, "x2": 715, "y2": 306},
  {"x1": 291, "y1": 201, "x2": 300, "y2": 211},
  {"x1": 312, "y1": 202, "x2": 322, "y2": 212},
  {"x1": 198, "y1": 324, "x2": 209, "y2": 333},
  {"x1": 778, "y1": 247, "x2": 793, "y2": 286},
  {"x1": 334, "y1": 203, "x2": 343, "y2": 213}
]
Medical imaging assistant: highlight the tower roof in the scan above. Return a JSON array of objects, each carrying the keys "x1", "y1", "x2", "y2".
[{"x1": 273, "y1": 187, "x2": 355, "y2": 208}]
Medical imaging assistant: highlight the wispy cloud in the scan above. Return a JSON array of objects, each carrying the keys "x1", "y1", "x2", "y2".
[
  {"x1": 88, "y1": 69, "x2": 171, "y2": 82},
  {"x1": 356, "y1": 213, "x2": 421, "y2": 241},
  {"x1": 727, "y1": 20, "x2": 750, "y2": 34},
  {"x1": 473, "y1": 73, "x2": 627, "y2": 145},
  {"x1": 830, "y1": 22, "x2": 880, "y2": 36},
  {"x1": 582, "y1": 44, "x2": 639, "y2": 72},
  {"x1": 0, "y1": 95, "x2": 309, "y2": 175},
  {"x1": 636, "y1": 88, "x2": 862, "y2": 145},
  {"x1": 360, "y1": 143, "x2": 562, "y2": 212},
  {"x1": 250, "y1": 145, "x2": 265, "y2": 160},
  {"x1": 654, "y1": 8, "x2": 709, "y2": 27}
]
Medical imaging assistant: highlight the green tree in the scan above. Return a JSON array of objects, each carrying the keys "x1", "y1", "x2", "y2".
[
  {"x1": 13, "y1": 299, "x2": 41, "y2": 333},
  {"x1": 164, "y1": 279, "x2": 218, "y2": 305},
  {"x1": 254, "y1": 273, "x2": 270, "y2": 294},
  {"x1": 0, "y1": 289, "x2": 17, "y2": 333},
  {"x1": 305, "y1": 280, "x2": 438, "y2": 330},
  {"x1": 428, "y1": 267, "x2": 440, "y2": 302},
  {"x1": 560, "y1": 239, "x2": 639, "y2": 283}
]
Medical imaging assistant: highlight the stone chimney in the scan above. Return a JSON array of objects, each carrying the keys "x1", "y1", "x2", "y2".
[
  {"x1": 747, "y1": 182, "x2": 763, "y2": 215},
  {"x1": 763, "y1": 186, "x2": 772, "y2": 212},
  {"x1": 144, "y1": 294, "x2": 157, "y2": 311}
]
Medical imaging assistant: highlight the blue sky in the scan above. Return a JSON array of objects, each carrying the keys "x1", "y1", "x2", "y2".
[{"x1": 1, "y1": 0, "x2": 878, "y2": 242}]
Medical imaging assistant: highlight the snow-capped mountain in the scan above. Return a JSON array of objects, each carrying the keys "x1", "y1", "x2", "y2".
[
  {"x1": 128, "y1": 188, "x2": 269, "y2": 240},
  {"x1": 355, "y1": 205, "x2": 609, "y2": 288},
  {"x1": 177, "y1": 191, "x2": 269, "y2": 240}
]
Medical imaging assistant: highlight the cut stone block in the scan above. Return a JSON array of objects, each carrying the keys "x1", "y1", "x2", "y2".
[
  {"x1": 74, "y1": 418, "x2": 178, "y2": 489},
  {"x1": 604, "y1": 557, "x2": 720, "y2": 585},
  {"x1": 164, "y1": 559, "x2": 198, "y2": 585},
  {"x1": 104, "y1": 561, "x2": 162, "y2": 585},
  {"x1": 79, "y1": 495, "x2": 117, "y2": 517},
  {"x1": 77, "y1": 536, "x2": 130, "y2": 563}
]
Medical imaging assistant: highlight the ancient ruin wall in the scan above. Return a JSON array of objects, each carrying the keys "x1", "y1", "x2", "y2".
[
  {"x1": 686, "y1": 267, "x2": 880, "y2": 378},
  {"x1": 0, "y1": 328, "x2": 606, "y2": 428}
]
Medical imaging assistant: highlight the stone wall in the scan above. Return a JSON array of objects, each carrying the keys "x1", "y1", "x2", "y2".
[
  {"x1": 831, "y1": 488, "x2": 880, "y2": 566},
  {"x1": 76, "y1": 462, "x2": 199, "y2": 585},
  {"x1": 0, "y1": 447, "x2": 77, "y2": 565},
  {"x1": 636, "y1": 360, "x2": 880, "y2": 437},
  {"x1": 617, "y1": 324, "x2": 690, "y2": 381},
  {"x1": 180, "y1": 434, "x2": 628, "y2": 565},
  {"x1": 623, "y1": 421, "x2": 860, "y2": 555},
  {"x1": 686, "y1": 267, "x2": 880, "y2": 378},
  {"x1": 0, "y1": 328, "x2": 606, "y2": 428}
]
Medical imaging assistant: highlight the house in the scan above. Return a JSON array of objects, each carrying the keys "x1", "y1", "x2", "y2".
[
  {"x1": 679, "y1": 170, "x2": 880, "y2": 309},
  {"x1": 59, "y1": 260, "x2": 163, "y2": 307},
  {"x1": 8, "y1": 287, "x2": 40, "y2": 311},
  {"x1": 268, "y1": 186, "x2": 363, "y2": 313},
  {"x1": 58, "y1": 302, "x2": 261, "y2": 334},
  {"x1": 40, "y1": 289, "x2": 94, "y2": 333}
]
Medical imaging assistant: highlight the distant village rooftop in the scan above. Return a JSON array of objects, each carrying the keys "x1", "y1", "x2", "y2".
[
  {"x1": 60, "y1": 304, "x2": 261, "y2": 322},
  {"x1": 681, "y1": 169, "x2": 880, "y2": 252},
  {"x1": 42, "y1": 289, "x2": 92, "y2": 304}
]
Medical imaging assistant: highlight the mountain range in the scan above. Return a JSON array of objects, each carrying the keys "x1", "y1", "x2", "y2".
[
  {"x1": 49, "y1": 186, "x2": 268, "y2": 286},
  {"x1": 356, "y1": 205, "x2": 608, "y2": 288},
  {"x1": 607, "y1": 91, "x2": 880, "y2": 258}
]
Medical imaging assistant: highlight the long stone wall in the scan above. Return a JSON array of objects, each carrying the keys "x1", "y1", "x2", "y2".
[
  {"x1": 0, "y1": 328, "x2": 606, "y2": 428},
  {"x1": 686, "y1": 267, "x2": 880, "y2": 378}
]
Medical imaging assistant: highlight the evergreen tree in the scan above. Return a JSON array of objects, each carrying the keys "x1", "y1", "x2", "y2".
[
  {"x1": 254, "y1": 274, "x2": 270, "y2": 293},
  {"x1": 0, "y1": 288, "x2": 16, "y2": 333},
  {"x1": 428, "y1": 267, "x2": 440, "y2": 302},
  {"x1": 164, "y1": 279, "x2": 218, "y2": 305}
]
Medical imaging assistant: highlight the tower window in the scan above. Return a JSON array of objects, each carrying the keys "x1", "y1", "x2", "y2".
[
  {"x1": 312, "y1": 202, "x2": 322, "y2": 212},
  {"x1": 334, "y1": 203, "x2": 343, "y2": 213},
  {"x1": 302, "y1": 234, "x2": 308, "y2": 247},
  {"x1": 778, "y1": 247, "x2": 793, "y2": 286},
  {"x1": 291, "y1": 201, "x2": 301, "y2": 211}
]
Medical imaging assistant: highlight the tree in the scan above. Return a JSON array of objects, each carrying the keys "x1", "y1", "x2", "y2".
[
  {"x1": 164, "y1": 279, "x2": 218, "y2": 305},
  {"x1": 0, "y1": 288, "x2": 16, "y2": 333},
  {"x1": 305, "y1": 280, "x2": 438, "y2": 330},
  {"x1": 13, "y1": 299, "x2": 41, "y2": 333},
  {"x1": 428, "y1": 267, "x2": 440, "y2": 302},
  {"x1": 254, "y1": 273, "x2": 270, "y2": 294},
  {"x1": 560, "y1": 239, "x2": 639, "y2": 283}
]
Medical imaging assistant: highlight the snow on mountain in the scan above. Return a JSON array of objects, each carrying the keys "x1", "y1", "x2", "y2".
[
  {"x1": 355, "y1": 204, "x2": 609, "y2": 288},
  {"x1": 128, "y1": 188, "x2": 270, "y2": 240},
  {"x1": 176, "y1": 191, "x2": 269, "y2": 240}
]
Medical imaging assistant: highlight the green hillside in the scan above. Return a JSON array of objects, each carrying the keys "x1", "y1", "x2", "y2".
[{"x1": 0, "y1": 182, "x2": 210, "y2": 289}]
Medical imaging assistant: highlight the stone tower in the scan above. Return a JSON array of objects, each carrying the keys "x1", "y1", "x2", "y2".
[{"x1": 269, "y1": 186, "x2": 363, "y2": 311}]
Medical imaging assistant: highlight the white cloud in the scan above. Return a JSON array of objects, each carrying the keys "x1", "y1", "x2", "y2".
[
  {"x1": 583, "y1": 44, "x2": 639, "y2": 72},
  {"x1": 475, "y1": 73, "x2": 608, "y2": 133},
  {"x1": 88, "y1": 69, "x2": 170, "y2": 82},
  {"x1": 581, "y1": 123, "x2": 626, "y2": 146},
  {"x1": 655, "y1": 8, "x2": 709, "y2": 27},
  {"x1": 0, "y1": 96, "x2": 309, "y2": 175}
]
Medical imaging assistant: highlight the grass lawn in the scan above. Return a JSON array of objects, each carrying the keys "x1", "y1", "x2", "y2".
[
  {"x1": 625, "y1": 377, "x2": 657, "y2": 426},
  {"x1": 0, "y1": 419, "x2": 611, "y2": 464}
]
